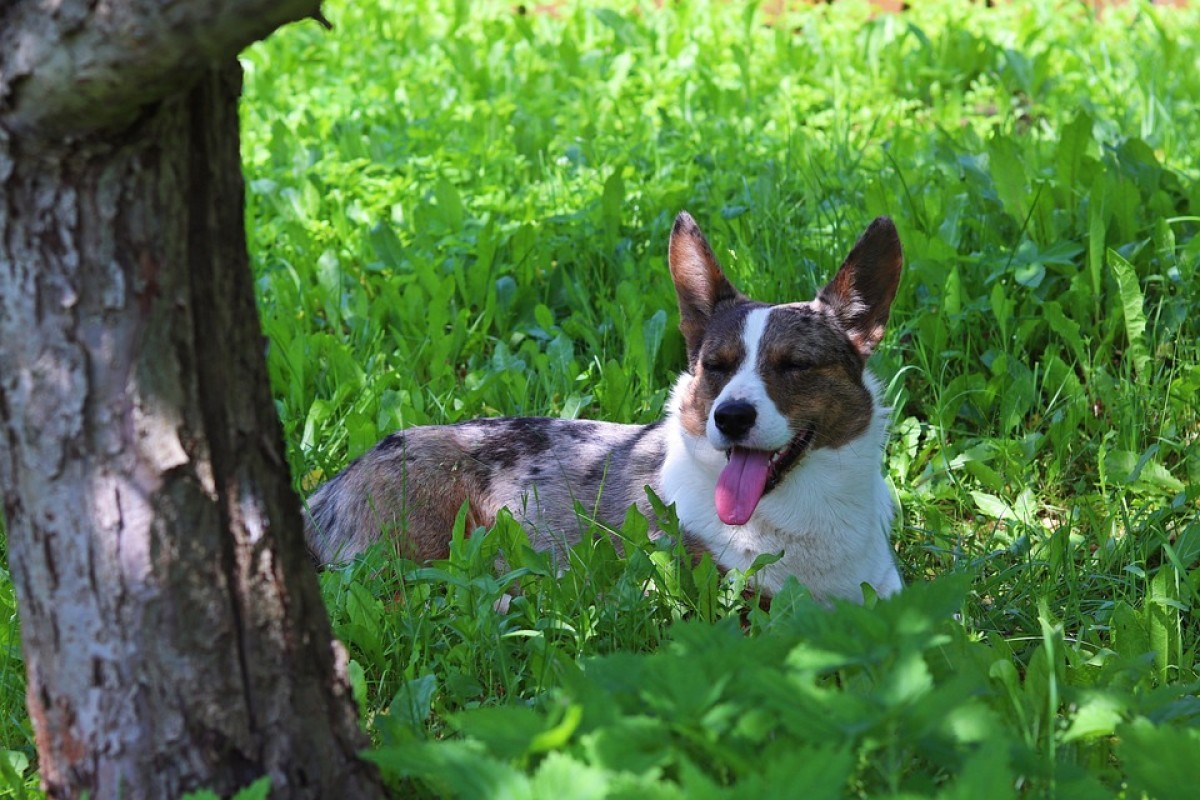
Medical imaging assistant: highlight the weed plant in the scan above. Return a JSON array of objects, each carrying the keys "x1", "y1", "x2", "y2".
[{"x1": 2, "y1": 0, "x2": 1199, "y2": 797}]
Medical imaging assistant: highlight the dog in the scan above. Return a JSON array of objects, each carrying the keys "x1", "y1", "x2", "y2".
[{"x1": 304, "y1": 212, "x2": 904, "y2": 603}]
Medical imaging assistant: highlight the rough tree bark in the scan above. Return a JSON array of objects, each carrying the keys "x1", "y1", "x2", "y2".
[{"x1": 0, "y1": 2, "x2": 383, "y2": 798}]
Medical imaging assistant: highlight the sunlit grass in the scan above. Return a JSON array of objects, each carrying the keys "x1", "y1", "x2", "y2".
[{"x1": 2, "y1": 0, "x2": 1198, "y2": 795}]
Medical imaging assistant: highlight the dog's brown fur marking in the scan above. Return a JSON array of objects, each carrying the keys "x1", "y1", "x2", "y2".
[{"x1": 757, "y1": 305, "x2": 874, "y2": 450}]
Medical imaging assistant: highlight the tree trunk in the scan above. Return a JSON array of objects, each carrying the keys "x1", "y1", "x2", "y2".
[{"x1": 0, "y1": 7, "x2": 383, "y2": 799}]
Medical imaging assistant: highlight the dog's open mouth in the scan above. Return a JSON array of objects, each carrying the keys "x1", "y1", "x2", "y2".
[{"x1": 714, "y1": 427, "x2": 815, "y2": 526}]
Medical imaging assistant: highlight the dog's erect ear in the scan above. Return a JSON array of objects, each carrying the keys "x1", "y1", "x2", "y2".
[
  {"x1": 669, "y1": 211, "x2": 743, "y2": 364},
  {"x1": 818, "y1": 216, "x2": 903, "y2": 358}
]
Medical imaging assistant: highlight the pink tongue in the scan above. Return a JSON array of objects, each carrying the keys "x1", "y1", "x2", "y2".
[{"x1": 715, "y1": 447, "x2": 772, "y2": 526}]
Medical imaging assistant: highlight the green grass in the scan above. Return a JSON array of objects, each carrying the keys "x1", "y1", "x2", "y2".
[{"x1": 4, "y1": 0, "x2": 1200, "y2": 796}]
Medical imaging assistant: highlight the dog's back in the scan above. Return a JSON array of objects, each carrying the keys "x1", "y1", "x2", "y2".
[{"x1": 304, "y1": 417, "x2": 667, "y2": 564}]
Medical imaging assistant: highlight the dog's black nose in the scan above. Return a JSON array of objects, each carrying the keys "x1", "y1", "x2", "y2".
[{"x1": 714, "y1": 400, "x2": 757, "y2": 439}]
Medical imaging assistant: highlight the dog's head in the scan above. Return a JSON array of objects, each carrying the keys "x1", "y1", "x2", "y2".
[{"x1": 668, "y1": 212, "x2": 902, "y2": 525}]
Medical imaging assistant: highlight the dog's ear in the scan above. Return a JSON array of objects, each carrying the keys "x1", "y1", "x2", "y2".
[
  {"x1": 669, "y1": 211, "x2": 743, "y2": 364},
  {"x1": 818, "y1": 216, "x2": 903, "y2": 358}
]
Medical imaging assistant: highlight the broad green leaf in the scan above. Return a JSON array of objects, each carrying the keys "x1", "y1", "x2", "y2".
[
  {"x1": 368, "y1": 221, "x2": 407, "y2": 269},
  {"x1": 1111, "y1": 600, "x2": 1151, "y2": 661},
  {"x1": 389, "y1": 674, "x2": 439, "y2": 733},
  {"x1": 433, "y1": 176, "x2": 466, "y2": 230},
  {"x1": 602, "y1": 167, "x2": 625, "y2": 244},
  {"x1": 1108, "y1": 249, "x2": 1150, "y2": 378},
  {"x1": 971, "y1": 491, "x2": 1014, "y2": 522},
  {"x1": 1055, "y1": 112, "x2": 1094, "y2": 191},
  {"x1": 989, "y1": 282, "x2": 1013, "y2": 342},
  {"x1": 1042, "y1": 301, "x2": 1088, "y2": 367},
  {"x1": 1148, "y1": 568, "x2": 1182, "y2": 685},
  {"x1": 641, "y1": 309, "x2": 667, "y2": 383},
  {"x1": 1103, "y1": 448, "x2": 1185, "y2": 494},
  {"x1": 1088, "y1": 175, "x2": 1107, "y2": 302},
  {"x1": 347, "y1": 658, "x2": 368, "y2": 720},
  {"x1": 989, "y1": 135, "x2": 1027, "y2": 221}
]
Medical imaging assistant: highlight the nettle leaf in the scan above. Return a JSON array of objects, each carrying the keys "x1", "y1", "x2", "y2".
[
  {"x1": 449, "y1": 706, "x2": 542, "y2": 761},
  {"x1": 937, "y1": 747, "x2": 1015, "y2": 800},
  {"x1": 639, "y1": 658, "x2": 731, "y2": 721},
  {"x1": 580, "y1": 716, "x2": 673, "y2": 775},
  {"x1": 231, "y1": 777, "x2": 272, "y2": 800},
  {"x1": 365, "y1": 740, "x2": 529, "y2": 798},
  {"x1": 531, "y1": 752, "x2": 610, "y2": 800},
  {"x1": 1117, "y1": 718, "x2": 1200, "y2": 800},
  {"x1": 879, "y1": 649, "x2": 934, "y2": 707},
  {"x1": 603, "y1": 777, "x2": 690, "y2": 800},
  {"x1": 1063, "y1": 691, "x2": 1124, "y2": 742},
  {"x1": 732, "y1": 746, "x2": 853, "y2": 800},
  {"x1": 938, "y1": 698, "x2": 1006, "y2": 747},
  {"x1": 785, "y1": 645, "x2": 855, "y2": 673}
]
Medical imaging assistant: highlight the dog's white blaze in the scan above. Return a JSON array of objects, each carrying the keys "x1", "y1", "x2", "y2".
[{"x1": 705, "y1": 307, "x2": 792, "y2": 450}]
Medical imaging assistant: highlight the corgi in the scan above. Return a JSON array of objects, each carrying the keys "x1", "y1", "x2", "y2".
[{"x1": 304, "y1": 212, "x2": 903, "y2": 603}]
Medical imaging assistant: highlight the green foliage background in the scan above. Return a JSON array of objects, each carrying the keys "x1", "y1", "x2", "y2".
[{"x1": 4, "y1": 0, "x2": 1200, "y2": 797}]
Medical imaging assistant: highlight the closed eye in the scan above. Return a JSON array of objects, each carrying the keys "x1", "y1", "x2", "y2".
[
  {"x1": 702, "y1": 359, "x2": 734, "y2": 374},
  {"x1": 782, "y1": 360, "x2": 813, "y2": 372}
]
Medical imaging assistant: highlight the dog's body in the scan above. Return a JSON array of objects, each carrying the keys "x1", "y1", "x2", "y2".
[{"x1": 306, "y1": 212, "x2": 904, "y2": 603}]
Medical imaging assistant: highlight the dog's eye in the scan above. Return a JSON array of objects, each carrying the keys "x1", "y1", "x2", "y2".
[
  {"x1": 702, "y1": 357, "x2": 734, "y2": 374},
  {"x1": 781, "y1": 360, "x2": 813, "y2": 373}
]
